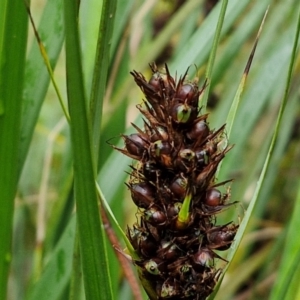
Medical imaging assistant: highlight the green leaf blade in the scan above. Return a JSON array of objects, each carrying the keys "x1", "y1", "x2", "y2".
[
  {"x1": 63, "y1": 0, "x2": 113, "y2": 299},
  {"x1": 0, "y1": 0, "x2": 28, "y2": 297}
]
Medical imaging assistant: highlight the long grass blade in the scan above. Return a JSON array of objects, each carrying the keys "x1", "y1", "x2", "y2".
[
  {"x1": 225, "y1": 7, "x2": 269, "y2": 139},
  {"x1": 64, "y1": 0, "x2": 113, "y2": 299},
  {"x1": 200, "y1": 0, "x2": 228, "y2": 111},
  {"x1": 0, "y1": 1, "x2": 28, "y2": 297},
  {"x1": 89, "y1": 0, "x2": 117, "y2": 166}
]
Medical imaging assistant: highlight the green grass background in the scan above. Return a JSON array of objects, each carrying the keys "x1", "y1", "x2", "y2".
[{"x1": 1, "y1": 0, "x2": 300, "y2": 299}]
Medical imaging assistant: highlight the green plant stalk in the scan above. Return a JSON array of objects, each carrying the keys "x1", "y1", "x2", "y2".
[
  {"x1": 0, "y1": 0, "x2": 28, "y2": 297},
  {"x1": 64, "y1": 0, "x2": 113, "y2": 299},
  {"x1": 201, "y1": 0, "x2": 228, "y2": 111},
  {"x1": 89, "y1": 0, "x2": 116, "y2": 168}
]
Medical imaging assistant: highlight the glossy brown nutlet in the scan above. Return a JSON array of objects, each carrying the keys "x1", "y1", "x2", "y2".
[
  {"x1": 208, "y1": 225, "x2": 237, "y2": 250},
  {"x1": 170, "y1": 175, "x2": 188, "y2": 200},
  {"x1": 128, "y1": 182, "x2": 155, "y2": 208},
  {"x1": 205, "y1": 188, "x2": 222, "y2": 206},
  {"x1": 176, "y1": 83, "x2": 198, "y2": 104},
  {"x1": 186, "y1": 119, "x2": 210, "y2": 142},
  {"x1": 124, "y1": 133, "x2": 148, "y2": 158},
  {"x1": 167, "y1": 202, "x2": 182, "y2": 218},
  {"x1": 144, "y1": 206, "x2": 167, "y2": 227}
]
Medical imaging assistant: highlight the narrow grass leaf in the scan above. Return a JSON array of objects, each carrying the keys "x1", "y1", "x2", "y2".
[
  {"x1": 64, "y1": 0, "x2": 113, "y2": 299},
  {"x1": 200, "y1": 0, "x2": 228, "y2": 111},
  {"x1": 95, "y1": 182, "x2": 137, "y2": 259},
  {"x1": 225, "y1": 7, "x2": 268, "y2": 139},
  {"x1": 0, "y1": 1, "x2": 28, "y2": 297},
  {"x1": 89, "y1": 0, "x2": 117, "y2": 165},
  {"x1": 215, "y1": 7, "x2": 268, "y2": 178}
]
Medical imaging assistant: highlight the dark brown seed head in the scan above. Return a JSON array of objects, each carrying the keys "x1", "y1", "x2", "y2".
[{"x1": 115, "y1": 64, "x2": 237, "y2": 300}]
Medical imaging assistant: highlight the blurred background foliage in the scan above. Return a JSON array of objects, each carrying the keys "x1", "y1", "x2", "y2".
[{"x1": 3, "y1": 0, "x2": 300, "y2": 299}]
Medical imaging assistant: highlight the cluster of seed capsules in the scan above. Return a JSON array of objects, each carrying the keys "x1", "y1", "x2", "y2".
[{"x1": 114, "y1": 64, "x2": 238, "y2": 300}]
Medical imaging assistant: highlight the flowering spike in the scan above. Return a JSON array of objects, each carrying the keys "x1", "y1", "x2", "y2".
[{"x1": 114, "y1": 64, "x2": 238, "y2": 299}]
